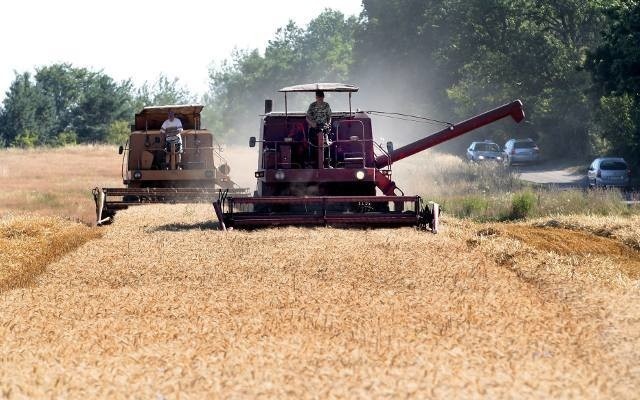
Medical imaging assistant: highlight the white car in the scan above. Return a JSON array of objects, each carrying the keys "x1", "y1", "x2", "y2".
[{"x1": 587, "y1": 157, "x2": 630, "y2": 188}]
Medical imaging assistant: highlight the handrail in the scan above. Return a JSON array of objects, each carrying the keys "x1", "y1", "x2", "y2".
[{"x1": 259, "y1": 137, "x2": 381, "y2": 169}]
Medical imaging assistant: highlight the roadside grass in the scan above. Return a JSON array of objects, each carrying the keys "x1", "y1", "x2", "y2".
[
  {"x1": 393, "y1": 151, "x2": 638, "y2": 221},
  {"x1": 439, "y1": 188, "x2": 633, "y2": 221}
]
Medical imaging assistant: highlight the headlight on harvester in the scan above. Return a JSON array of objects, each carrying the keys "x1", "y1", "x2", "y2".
[
  {"x1": 133, "y1": 171, "x2": 142, "y2": 180},
  {"x1": 355, "y1": 170, "x2": 365, "y2": 180},
  {"x1": 477, "y1": 155, "x2": 485, "y2": 160},
  {"x1": 205, "y1": 170, "x2": 214, "y2": 178},
  {"x1": 255, "y1": 171, "x2": 265, "y2": 178},
  {"x1": 218, "y1": 164, "x2": 231, "y2": 175},
  {"x1": 275, "y1": 170, "x2": 285, "y2": 180}
]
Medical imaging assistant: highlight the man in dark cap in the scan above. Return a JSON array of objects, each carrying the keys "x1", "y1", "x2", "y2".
[
  {"x1": 306, "y1": 90, "x2": 332, "y2": 167},
  {"x1": 306, "y1": 90, "x2": 332, "y2": 129}
]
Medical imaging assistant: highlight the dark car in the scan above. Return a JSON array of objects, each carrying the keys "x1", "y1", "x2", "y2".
[
  {"x1": 504, "y1": 138, "x2": 540, "y2": 165},
  {"x1": 587, "y1": 157, "x2": 631, "y2": 188},
  {"x1": 466, "y1": 141, "x2": 506, "y2": 163}
]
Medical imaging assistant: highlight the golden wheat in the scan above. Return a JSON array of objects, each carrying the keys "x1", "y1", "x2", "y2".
[
  {"x1": 1, "y1": 205, "x2": 638, "y2": 398},
  {"x1": 0, "y1": 145, "x2": 122, "y2": 222},
  {"x1": 0, "y1": 215, "x2": 100, "y2": 293}
]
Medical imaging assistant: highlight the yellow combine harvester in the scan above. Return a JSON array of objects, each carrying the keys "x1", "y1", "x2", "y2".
[{"x1": 93, "y1": 104, "x2": 249, "y2": 225}]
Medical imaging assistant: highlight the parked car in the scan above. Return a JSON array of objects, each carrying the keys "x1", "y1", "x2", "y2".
[
  {"x1": 587, "y1": 157, "x2": 631, "y2": 188},
  {"x1": 466, "y1": 141, "x2": 506, "y2": 163},
  {"x1": 503, "y1": 138, "x2": 540, "y2": 165}
]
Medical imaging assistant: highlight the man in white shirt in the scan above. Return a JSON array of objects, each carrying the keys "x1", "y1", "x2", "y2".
[{"x1": 160, "y1": 110, "x2": 183, "y2": 168}]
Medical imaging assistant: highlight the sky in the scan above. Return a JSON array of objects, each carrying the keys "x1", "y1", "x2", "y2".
[{"x1": 0, "y1": 0, "x2": 363, "y2": 101}]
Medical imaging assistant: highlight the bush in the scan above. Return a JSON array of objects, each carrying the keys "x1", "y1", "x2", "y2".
[
  {"x1": 56, "y1": 130, "x2": 77, "y2": 146},
  {"x1": 12, "y1": 130, "x2": 38, "y2": 148},
  {"x1": 106, "y1": 120, "x2": 130, "y2": 145},
  {"x1": 510, "y1": 191, "x2": 536, "y2": 219},
  {"x1": 459, "y1": 196, "x2": 489, "y2": 218}
]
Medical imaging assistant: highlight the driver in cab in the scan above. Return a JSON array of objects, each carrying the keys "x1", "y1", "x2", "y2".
[
  {"x1": 306, "y1": 90, "x2": 332, "y2": 167},
  {"x1": 160, "y1": 110, "x2": 183, "y2": 168},
  {"x1": 306, "y1": 90, "x2": 332, "y2": 131}
]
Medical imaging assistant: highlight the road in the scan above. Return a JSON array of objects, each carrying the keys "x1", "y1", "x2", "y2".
[
  {"x1": 515, "y1": 162, "x2": 640, "y2": 203},
  {"x1": 515, "y1": 163, "x2": 587, "y2": 187}
]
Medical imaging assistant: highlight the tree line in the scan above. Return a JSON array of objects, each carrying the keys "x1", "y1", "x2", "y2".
[
  {"x1": 0, "y1": 65, "x2": 194, "y2": 147},
  {"x1": 1, "y1": 1, "x2": 638, "y2": 167}
]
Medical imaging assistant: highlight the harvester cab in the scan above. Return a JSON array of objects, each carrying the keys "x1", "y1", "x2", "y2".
[
  {"x1": 93, "y1": 104, "x2": 249, "y2": 225},
  {"x1": 251, "y1": 83, "x2": 381, "y2": 197},
  {"x1": 216, "y1": 83, "x2": 525, "y2": 231}
]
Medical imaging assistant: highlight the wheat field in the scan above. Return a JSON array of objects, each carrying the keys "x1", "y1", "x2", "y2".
[
  {"x1": 0, "y1": 145, "x2": 122, "y2": 222},
  {"x1": 1, "y1": 204, "x2": 639, "y2": 398},
  {"x1": 1, "y1": 146, "x2": 639, "y2": 398}
]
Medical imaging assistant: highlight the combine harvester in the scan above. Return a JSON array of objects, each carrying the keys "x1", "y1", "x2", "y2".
[
  {"x1": 93, "y1": 104, "x2": 249, "y2": 225},
  {"x1": 213, "y1": 83, "x2": 524, "y2": 232}
]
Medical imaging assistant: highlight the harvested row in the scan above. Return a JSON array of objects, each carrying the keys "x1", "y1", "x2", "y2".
[
  {"x1": 1, "y1": 205, "x2": 639, "y2": 398},
  {"x1": 0, "y1": 215, "x2": 100, "y2": 293}
]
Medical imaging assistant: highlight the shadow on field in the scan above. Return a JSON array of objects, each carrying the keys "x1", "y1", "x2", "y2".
[{"x1": 151, "y1": 221, "x2": 220, "y2": 232}]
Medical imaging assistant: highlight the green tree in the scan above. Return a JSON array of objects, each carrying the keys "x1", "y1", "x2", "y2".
[
  {"x1": 585, "y1": 1, "x2": 640, "y2": 166},
  {"x1": 133, "y1": 74, "x2": 196, "y2": 112},
  {"x1": 0, "y1": 72, "x2": 56, "y2": 146},
  {"x1": 354, "y1": 0, "x2": 607, "y2": 156},
  {"x1": 69, "y1": 72, "x2": 133, "y2": 142},
  {"x1": 353, "y1": 0, "x2": 456, "y2": 122},
  {"x1": 0, "y1": 64, "x2": 134, "y2": 146},
  {"x1": 205, "y1": 9, "x2": 357, "y2": 142},
  {"x1": 34, "y1": 64, "x2": 87, "y2": 137}
]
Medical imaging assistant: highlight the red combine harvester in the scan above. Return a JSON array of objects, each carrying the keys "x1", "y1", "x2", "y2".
[{"x1": 213, "y1": 83, "x2": 525, "y2": 231}]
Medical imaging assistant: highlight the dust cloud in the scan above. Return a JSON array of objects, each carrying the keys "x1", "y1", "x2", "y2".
[
  {"x1": 219, "y1": 144, "x2": 259, "y2": 191},
  {"x1": 213, "y1": 58, "x2": 521, "y2": 187}
]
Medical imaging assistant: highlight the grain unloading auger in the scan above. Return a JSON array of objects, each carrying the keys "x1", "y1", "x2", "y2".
[
  {"x1": 214, "y1": 83, "x2": 524, "y2": 232},
  {"x1": 94, "y1": 104, "x2": 249, "y2": 225}
]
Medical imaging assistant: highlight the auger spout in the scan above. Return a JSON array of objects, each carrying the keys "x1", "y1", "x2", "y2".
[{"x1": 375, "y1": 100, "x2": 525, "y2": 169}]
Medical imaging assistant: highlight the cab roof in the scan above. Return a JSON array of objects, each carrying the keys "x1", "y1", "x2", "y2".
[
  {"x1": 134, "y1": 104, "x2": 204, "y2": 131},
  {"x1": 278, "y1": 83, "x2": 359, "y2": 93},
  {"x1": 139, "y1": 104, "x2": 204, "y2": 115}
]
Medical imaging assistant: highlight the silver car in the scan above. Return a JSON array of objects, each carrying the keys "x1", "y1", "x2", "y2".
[
  {"x1": 504, "y1": 138, "x2": 540, "y2": 165},
  {"x1": 466, "y1": 141, "x2": 506, "y2": 163},
  {"x1": 587, "y1": 157, "x2": 630, "y2": 188}
]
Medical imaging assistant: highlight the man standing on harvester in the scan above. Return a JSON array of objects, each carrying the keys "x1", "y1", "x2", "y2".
[
  {"x1": 160, "y1": 110, "x2": 183, "y2": 169},
  {"x1": 306, "y1": 90, "x2": 332, "y2": 168}
]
